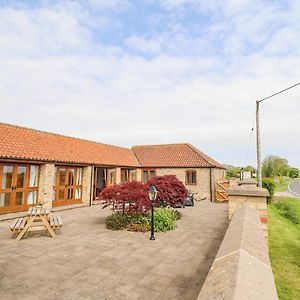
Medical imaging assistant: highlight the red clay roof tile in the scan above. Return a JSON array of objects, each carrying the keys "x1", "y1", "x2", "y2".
[
  {"x1": 132, "y1": 143, "x2": 225, "y2": 168},
  {"x1": 0, "y1": 123, "x2": 139, "y2": 167},
  {"x1": 0, "y1": 123, "x2": 224, "y2": 169}
]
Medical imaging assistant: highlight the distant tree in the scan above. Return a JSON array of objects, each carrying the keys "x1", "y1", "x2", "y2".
[
  {"x1": 244, "y1": 165, "x2": 256, "y2": 173},
  {"x1": 262, "y1": 156, "x2": 290, "y2": 178},
  {"x1": 289, "y1": 168, "x2": 299, "y2": 178},
  {"x1": 226, "y1": 165, "x2": 241, "y2": 178}
]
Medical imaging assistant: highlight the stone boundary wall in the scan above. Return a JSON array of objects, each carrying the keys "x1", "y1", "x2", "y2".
[{"x1": 198, "y1": 206, "x2": 278, "y2": 300}]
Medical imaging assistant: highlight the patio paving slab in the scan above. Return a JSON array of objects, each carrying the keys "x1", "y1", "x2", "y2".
[{"x1": 0, "y1": 200, "x2": 228, "y2": 300}]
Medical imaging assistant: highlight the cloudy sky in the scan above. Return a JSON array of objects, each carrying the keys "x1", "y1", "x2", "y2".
[{"x1": 0, "y1": 0, "x2": 299, "y2": 168}]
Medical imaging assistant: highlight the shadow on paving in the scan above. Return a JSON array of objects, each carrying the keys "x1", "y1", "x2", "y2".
[{"x1": 0, "y1": 200, "x2": 228, "y2": 300}]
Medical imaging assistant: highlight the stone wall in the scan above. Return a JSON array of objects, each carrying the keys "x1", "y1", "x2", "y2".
[
  {"x1": 227, "y1": 181, "x2": 269, "y2": 241},
  {"x1": 198, "y1": 206, "x2": 278, "y2": 300},
  {"x1": 38, "y1": 163, "x2": 55, "y2": 209},
  {"x1": 82, "y1": 166, "x2": 92, "y2": 206},
  {"x1": 156, "y1": 167, "x2": 225, "y2": 201}
]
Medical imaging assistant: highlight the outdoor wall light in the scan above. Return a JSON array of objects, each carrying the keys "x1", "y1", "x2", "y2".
[{"x1": 148, "y1": 184, "x2": 158, "y2": 240}]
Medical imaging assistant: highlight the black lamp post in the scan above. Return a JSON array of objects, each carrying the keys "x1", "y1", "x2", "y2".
[{"x1": 148, "y1": 184, "x2": 158, "y2": 240}]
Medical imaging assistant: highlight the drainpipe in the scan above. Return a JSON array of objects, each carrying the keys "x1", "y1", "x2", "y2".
[
  {"x1": 209, "y1": 168, "x2": 213, "y2": 202},
  {"x1": 89, "y1": 166, "x2": 94, "y2": 207}
]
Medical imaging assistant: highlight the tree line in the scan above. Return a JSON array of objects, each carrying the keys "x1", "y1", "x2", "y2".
[{"x1": 226, "y1": 155, "x2": 299, "y2": 179}]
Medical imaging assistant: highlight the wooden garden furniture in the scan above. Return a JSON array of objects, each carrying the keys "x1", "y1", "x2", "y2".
[{"x1": 10, "y1": 207, "x2": 62, "y2": 241}]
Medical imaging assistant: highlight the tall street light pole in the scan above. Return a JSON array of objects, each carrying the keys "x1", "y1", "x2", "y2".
[
  {"x1": 256, "y1": 101, "x2": 262, "y2": 187},
  {"x1": 255, "y1": 82, "x2": 300, "y2": 188}
]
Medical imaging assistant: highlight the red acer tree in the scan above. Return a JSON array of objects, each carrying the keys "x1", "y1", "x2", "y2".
[
  {"x1": 148, "y1": 175, "x2": 188, "y2": 207},
  {"x1": 99, "y1": 181, "x2": 150, "y2": 214},
  {"x1": 99, "y1": 175, "x2": 188, "y2": 214}
]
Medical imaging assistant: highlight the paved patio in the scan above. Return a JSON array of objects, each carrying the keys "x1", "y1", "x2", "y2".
[{"x1": 0, "y1": 200, "x2": 228, "y2": 300}]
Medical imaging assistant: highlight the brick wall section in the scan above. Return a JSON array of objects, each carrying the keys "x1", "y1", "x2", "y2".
[
  {"x1": 38, "y1": 163, "x2": 55, "y2": 209},
  {"x1": 227, "y1": 181, "x2": 269, "y2": 242},
  {"x1": 81, "y1": 166, "x2": 92, "y2": 206},
  {"x1": 198, "y1": 206, "x2": 278, "y2": 300},
  {"x1": 156, "y1": 167, "x2": 225, "y2": 201}
]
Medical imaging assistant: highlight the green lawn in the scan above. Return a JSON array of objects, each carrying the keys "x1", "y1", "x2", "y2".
[
  {"x1": 274, "y1": 177, "x2": 292, "y2": 192},
  {"x1": 269, "y1": 197, "x2": 300, "y2": 300}
]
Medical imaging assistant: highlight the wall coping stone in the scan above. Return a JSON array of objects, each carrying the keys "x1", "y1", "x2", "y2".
[
  {"x1": 227, "y1": 186, "x2": 269, "y2": 197},
  {"x1": 238, "y1": 179, "x2": 258, "y2": 187},
  {"x1": 198, "y1": 206, "x2": 278, "y2": 300}
]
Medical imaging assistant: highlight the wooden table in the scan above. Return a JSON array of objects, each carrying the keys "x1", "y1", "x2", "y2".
[{"x1": 15, "y1": 207, "x2": 56, "y2": 241}]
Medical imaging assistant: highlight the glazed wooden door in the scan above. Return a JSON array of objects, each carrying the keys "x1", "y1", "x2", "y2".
[
  {"x1": 0, "y1": 163, "x2": 39, "y2": 214},
  {"x1": 53, "y1": 166, "x2": 83, "y2": 206}
]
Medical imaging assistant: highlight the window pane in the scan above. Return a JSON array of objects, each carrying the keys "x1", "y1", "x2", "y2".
[
  {"x1": 58, "y1": 189, "x2": 65, "y2": 200},
  {"x1": 69, "y1": 169, "x2": 75, "y2": 186},
  {"x1": 15, "y1": 192, "x2": 25, "y2": 206},
  {"x1": 17, "y1": 166, "x2": 27, "y2": 188},
  {"x1": 107, "y1": 169, "x2": 115, "y2": 184},
  {"x1": 75, "y1": 188, "x2": 81, "y2": 199},
  {"x1": 186, "y1": 172, "x2": 191, "y2": 184},
  {"x1": 150, "y1": 171, "x2": 155, "y2": 179},
  {"x1": 130, "y1": 170, "x2": 136, "y2": 181},
  {"x1": 121, "y1": 169, "x2": 126, "y2": 182},
  {"x1": 59, "y1": 168, "x2": 66, "y2": 186},
  {"x1": 76, "y1": 168, "x2": 82, "y2": 185},
  {"x1": 2, "y1": 166, "x2": 13, "y2": 189},
  {"x1": 0, "y1": 193, "x2": 11, "y2": 207},
  {"x1": 29, "y1": 165, "x2": 39, "y2": 187},
  {"x1": 143, "y1": 171, "x2": 148, "y2": 182},
  {"x1": 27, "y1": 191, "x2": 37, "y2": 204},
  {"x1": 192, "y1": 172, "x2": 196, "y2": 183},
  {"x1": 67, "y1": 189, "x2": 73, "y2": 200},
  {"x1": 52, "y1": 190, "x2": 56, "y2": 201}
]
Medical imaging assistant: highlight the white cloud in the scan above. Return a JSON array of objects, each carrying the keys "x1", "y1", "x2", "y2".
[{"x1": 0, "y1": 1, "x2": 299, "y2": 169}]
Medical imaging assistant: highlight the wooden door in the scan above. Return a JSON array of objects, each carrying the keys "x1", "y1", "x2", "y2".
[
  {"x1": 0, "y1": 163, "x2": 39, "y2": 214},
  {"x1": 52, "y1": 166, "x2": 83, "y2": 207}
]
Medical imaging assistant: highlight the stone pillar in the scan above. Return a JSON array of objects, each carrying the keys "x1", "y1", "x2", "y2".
[
  {"x1": 82, "y1": 166, "x2": 92, "y2": 206},
  {"x1": 38, "y1": 164, "x2": 55, "y2": 209},
  {"x1": 136, "y1": 168, "x2": 142, "y2": 182},
  {"x1": 115, "y1": 167, "x2": 121, "y2": 184},
  {"x1": 227, "y1": 180, "x2": 269, "y2": 242}
]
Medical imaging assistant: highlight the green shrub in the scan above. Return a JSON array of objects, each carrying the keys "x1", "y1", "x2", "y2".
[
  {"x1": 105, "y1": 212, "x2": 131, "y2": 230},
  {"x1": 289, "y1": 168, "x2": 299, "y2": 178},
  {"x1": 153, "y1": 208, "x2": 176, "y2": 232},
  {"x1": 262, "y1": 178, "x2": 275, "y2": 203},
  {"x1": 172, "y1": 210, "x2": 182, "y2": 220},
  {"x1": 275, "y1": 199, "x2": 300, "y2": 225},
  {"x1": 105, "y1": 208, "x2": 180, "y2": 232}
]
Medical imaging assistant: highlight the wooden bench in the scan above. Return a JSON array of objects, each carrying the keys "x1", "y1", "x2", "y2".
[
  {"x1": 48, "y1": 215, "x2": 63, "y2": 231},
  {"x1": 10, "y1": 218, "x2": 27, "y2": 233}
]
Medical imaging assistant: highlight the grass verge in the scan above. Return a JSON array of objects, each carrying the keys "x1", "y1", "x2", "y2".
[
  {"x1": 269, "y1": 197, "x2": 300, "y2": 300},
  {"x1": 274, "y1": 177, "x2": 292, "y2": 192}
]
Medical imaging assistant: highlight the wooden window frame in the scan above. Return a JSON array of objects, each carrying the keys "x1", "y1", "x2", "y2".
[
  {"x1": 106, "y1": 168, "x2": 116, "y2": 187},
  {"x1": 185, "y1": 170, "x2": 197, "y2": 185},
  {"x1": 142, "y1": 169, "x2": 156, "y2": 182},
  {"x1": 0, "y1": 163, "x2": 40, "y2": 214},
  {"x1": 121, "y1": 168, "x2": 137, "y2": 183},
  {"x1": 52, "y1": 166, "x2": 83, "y2": 207}
]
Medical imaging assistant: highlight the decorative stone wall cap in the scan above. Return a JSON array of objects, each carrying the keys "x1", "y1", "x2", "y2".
[
  {"x1": 227, "y1": 187, "x2": 269, "y2": 197},
  {"x1": 238, "y1": 179, "x2": 258, "y2": 186}
]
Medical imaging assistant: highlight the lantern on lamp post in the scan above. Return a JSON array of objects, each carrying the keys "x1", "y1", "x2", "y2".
[{"x1": 148, "y1": 185, "x2": 158, "y2": 240}]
